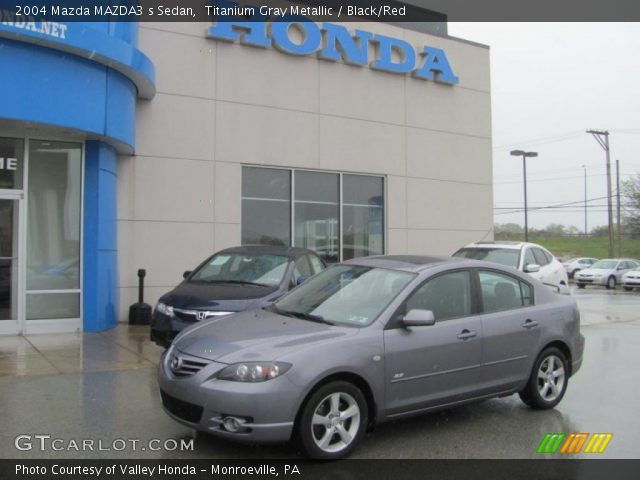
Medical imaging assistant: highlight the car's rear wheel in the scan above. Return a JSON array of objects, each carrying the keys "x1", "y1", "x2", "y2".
[
  {"x1": 297, "y1": 381, "x2": 368, "y2": 459},
  {"x1": 519, "y1": 347, "x2": 568, "y2": 410},
  {"x1": 606, "y1": 276, "x2": 616, "y2": 290}
]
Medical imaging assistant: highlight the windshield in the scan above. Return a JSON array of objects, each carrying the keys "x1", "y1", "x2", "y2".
[
  {"x1": 273, "y1": 265, "x2": 415, "y2": 327},
  {"x1": 189, "y1": 253, "x2": 289, "y2": 287},
  {"x1": 453, "y1": 248, "x2": 520, "y2": 269},
  {"x1": 591, "y1": 260, "x2": 617, "y2": 270}
]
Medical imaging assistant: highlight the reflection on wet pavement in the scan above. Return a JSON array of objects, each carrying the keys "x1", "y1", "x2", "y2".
[{"x1": 0, "y1": 325, "x2": 162, "y2": 377}]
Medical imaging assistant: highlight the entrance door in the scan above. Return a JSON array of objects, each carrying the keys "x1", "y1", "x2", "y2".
[{"x1": 0, "y1": 195, "x2": 23, "y2": 334}]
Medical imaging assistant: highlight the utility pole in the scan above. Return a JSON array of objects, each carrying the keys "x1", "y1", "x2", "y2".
[
  {"x1": 616, "y1": 160, "x2": 622, "y2": 256},
  {"x1": 582, "y1": 165, "x2": 587, "y2": 236},
  {"x1": 586, "y1": 130, "x2": 614, "y2": 257}
]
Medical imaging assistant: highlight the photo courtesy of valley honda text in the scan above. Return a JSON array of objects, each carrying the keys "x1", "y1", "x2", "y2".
[{"x1": 0, "y1": 5, "x2": 491, "y2": 336}]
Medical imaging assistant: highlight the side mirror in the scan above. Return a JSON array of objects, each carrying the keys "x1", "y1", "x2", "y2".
[
  {"x1": 296, "y1": 275, "x2": 309, "y2": 286},
  {"x1": 525, "y1": 264, "x2": 541, "y2": 273},
  {"x1": 183, "y1": 271, "x2": 192, "y2": 279},
  {"x1": 402, "y1": 309, "x2": 435, "y2": 327},
  {"x1": 617, "y1": 266, "x2": 625, "y2": 271}
]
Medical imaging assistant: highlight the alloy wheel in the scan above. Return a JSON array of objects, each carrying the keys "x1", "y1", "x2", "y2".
[
  {"x1": 537, "y1": 355, "x2": 566, "y2": 402},
  {"x1": 310, "y1": 392, "x2": 361, "y2": 453}
]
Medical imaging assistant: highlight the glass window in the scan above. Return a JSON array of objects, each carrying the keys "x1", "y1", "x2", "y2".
[
  {"x1": 479, "y1": 270, "x2": 532, "y2": 313},
  {"x1": 294, "y1": 171, "x2": 339, "y2": 263},
  {"x1": 342, "y1": 174, "x2": 384, "y2": 261},
  {"x1": 291, "y1": 256, "x2": 313, "y2": 287},
  {"x1": 242, "y1": 167, "x2": 290, "y2": 246},
  {"x1": 189, "y1": 253, "x2": 289, "y2": 287},
  {"x1": 404, "y1": 271, "x2": 472, "y2": 321},
  {"x1": 453, "y1": 247, "x2": 520, "y2": 269},
  {"x1": 523, "y1": 248, "x2": 536, "y2": 267},
  {"x1": 0, "y1": 137, "x2": 24, "y2": 189},
  {"x1": 532, "y1": 248, "x2": 551, "y2": 266},
  {"x1": 241, "y1": 168, "x2": 385, "y2": 262},
  {"x1": 274, "y1": 265, "x2": 414, "y2": 326},
  {"x1": 26, "y1": 140, "x2": 82, "y2": 320},
  {"x1": 309, "y1": 255, "x2": 325, "y2": 275}
]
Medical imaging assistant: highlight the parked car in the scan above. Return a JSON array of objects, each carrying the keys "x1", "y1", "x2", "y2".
[
  {"x1": 150, "y1": 246, "x2": 325, "y2": 347},
  {"x1": 562, "y1": 257, "x2": 598, "y2": 279},
  {"x1": 621, "y1": 267, "x2": 640, "y2": 291},
  {"x1": 452, "y1": 241, "x2": 569, "y2": 287},
  {"x1": 574, "y1": 258, "x2": 640, "y2": 289},
  {"x1": 158, "y1": 255, "x2": 584, "y2": 459}
]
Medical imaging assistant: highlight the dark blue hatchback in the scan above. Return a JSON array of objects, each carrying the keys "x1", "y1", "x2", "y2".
[{"x1": 150, "y1": 245, "x2": 325, "y2": 347}]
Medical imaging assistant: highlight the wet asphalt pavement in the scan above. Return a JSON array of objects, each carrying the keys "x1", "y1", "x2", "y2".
[{"x1": 0, "y1": 287, "x2": 638, "y2": 459}]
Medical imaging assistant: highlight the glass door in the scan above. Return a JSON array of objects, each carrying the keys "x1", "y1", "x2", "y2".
[{"x1": 0, "y1": 195, "x2": 23, "y2": 334}]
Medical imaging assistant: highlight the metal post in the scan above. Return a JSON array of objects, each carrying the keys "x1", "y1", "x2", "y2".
[
  {"x1": 523, "y1": 156, "x2": 528, "y2": 242},
  {"x1": 510, "y1": 150, "x2": 537, "y2": 242},
  {"x1": 582, "y1": 165, "x2": 588, "y2": 236},
  {"x1": 616, "y1": 160, "x2": 621, "y2": 256},
  {"x1": 586, "y1": 130, "x2": 614, "y2": 257}
]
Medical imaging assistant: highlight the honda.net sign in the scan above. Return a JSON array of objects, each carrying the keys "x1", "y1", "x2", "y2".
[{"x1": 207, "y1": 17, "x2": 459, "y2": 85}]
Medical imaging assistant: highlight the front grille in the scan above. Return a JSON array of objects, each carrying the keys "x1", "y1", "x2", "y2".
[
  {"x1": 160, "y1": 390, "x2": 203, "y2": 423},
  {"x1": 173, "y1": 308, "x2": 234, "y2": 323},
  {"x1": 173, "y1": 310, "x2": 197, "y2": 323},
  {"x1": 168, "y1": 350, "x2": 212, "y2": 377}
]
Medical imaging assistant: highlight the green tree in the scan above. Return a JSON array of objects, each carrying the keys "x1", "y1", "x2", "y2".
[{"x1": 622, "y1": 174, "x2": 640, "y2": 239}]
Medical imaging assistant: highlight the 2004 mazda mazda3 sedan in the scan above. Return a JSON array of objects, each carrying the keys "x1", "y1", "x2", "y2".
[{"x1": 158, "y1": 256, "x2": 585, "y2": 459}]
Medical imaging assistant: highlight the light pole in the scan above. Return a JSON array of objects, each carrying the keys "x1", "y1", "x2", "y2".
[
  {"x1": 582, "y1": 165, "x2": 587, "y2": 236},
  {"x1": 510, "y1": 150, "x2": 538, "y2": 242}
]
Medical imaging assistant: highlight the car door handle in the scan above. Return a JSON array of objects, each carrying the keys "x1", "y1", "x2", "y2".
[
  {"x1": 457, "y1": 329, "x2": 477, "y2": 340},
  {"x1": 522, "y1": 319, "x2": 539, "y2": 329}
]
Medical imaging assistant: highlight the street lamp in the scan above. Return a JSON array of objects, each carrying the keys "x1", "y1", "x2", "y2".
[{"x1": 510, "y1": 150, "x2": 538, "y2": 242}]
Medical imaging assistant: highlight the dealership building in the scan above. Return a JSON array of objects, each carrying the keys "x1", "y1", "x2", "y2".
[{"x1": 0, "y1": 11, "x2": 492, "y2": 335}]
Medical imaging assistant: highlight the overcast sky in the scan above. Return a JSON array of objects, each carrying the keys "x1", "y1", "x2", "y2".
[{"x1": 447, "y1": 23, "x2": 640, "y2": 231}]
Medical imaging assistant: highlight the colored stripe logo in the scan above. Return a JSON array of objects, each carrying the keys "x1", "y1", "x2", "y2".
[{"x1": 537, "y1": 433, "x2": 612, "y2": 454}]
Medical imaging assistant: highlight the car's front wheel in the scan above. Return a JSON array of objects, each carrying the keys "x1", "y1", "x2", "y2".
[
  {"x1": 577, "y1": 283, "x2": 586, "y2": 289},
  {"x1": 297, "y1": 381, "x2": 368, "y2": 459},
  {"x1": 519, "y1": 347, "x2": 569, "y2": 409},
  {"x1": 606, "y1": 276, "x2": 616, "y2": 290},
  {"x1": 624, "y1": 286, "x2": 633, "y2": 291}
]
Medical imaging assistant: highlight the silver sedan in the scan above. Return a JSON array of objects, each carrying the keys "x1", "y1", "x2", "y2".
[{"x1": 158, "y1": 255, "x2": 585, "y2": 459}]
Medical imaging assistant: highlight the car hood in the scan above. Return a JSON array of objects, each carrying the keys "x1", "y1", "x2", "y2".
[
  {"x1": 160, "y1": 281, "x2": 281, "y2": 310},
  {"x1": 173, "y1": 308, "x2": 358, "y2": 363},
  {"x1": 577, "y1": 268, "x2": 613, "y2": 276}
]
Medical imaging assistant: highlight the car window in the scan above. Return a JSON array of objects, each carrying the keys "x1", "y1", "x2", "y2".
[
  {"x1": 190, "y1": 253, "x2": 289, "y2": 287},
  {"x1": 403, "y1": 271, "x2": 472, "y2": 322},
  {"x1": 523, "y1": 248, "x2": 536, "y2": 268},
  {"x1": 291, "y1": 256, "x2": 313, "y2": 287},
  {"x1": 479, "y1": 270, "x2": 533, "y2": 313},
  {"x1": 308, "y1": 255, "x2": 325, "y2": 275},
  {"x1": 453, "y1": 248, "x2": 520, "y2": 269},
  {"x1": 532, "y1": 248, "x2": 551, "y2": 266}
]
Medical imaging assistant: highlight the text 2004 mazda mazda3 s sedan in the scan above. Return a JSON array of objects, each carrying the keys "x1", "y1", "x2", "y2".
[{"x1": 158, "y1": 255, "x2": 585, "y2": 459}]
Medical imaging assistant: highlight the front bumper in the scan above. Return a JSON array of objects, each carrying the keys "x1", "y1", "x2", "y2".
[
  {"x1": 150, "y1": 312, "x2": 188, "y2": 347},
  {"x1": 623, "y1": 278, "x2": 640, "y2": 288},
  {"x1": 575, "y1": 276, "x2": 606, "y2": 286},
  {"x1": 157, "y1": 350, "x2": 299, "y2": 443}
]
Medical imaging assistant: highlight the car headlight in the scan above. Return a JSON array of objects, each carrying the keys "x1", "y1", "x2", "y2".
[
  {"x1": 156, "y1": 302, "x2": 174, "y2": 316},
  {"x1": 217, "y1": 362, "x2": 291, "y2": 382}
]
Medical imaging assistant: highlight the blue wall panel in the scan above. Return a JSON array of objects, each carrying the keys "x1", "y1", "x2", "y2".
[{"x1": 83, "y1": 141, "x2": 118, "y2": 332}]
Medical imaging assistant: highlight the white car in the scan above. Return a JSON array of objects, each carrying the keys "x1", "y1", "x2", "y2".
[
  {"x1": 575, "y1": 259, "x2": 640, "y2": 290},
  {"x1": 562, "y1": 257, "x2": 598, "y2": 279},
  {"x1": 621, "y1": 267, "x2": 640, "y2": 291},
  {"x1": 452, "y1": 241, "x2": 569, "y2": 287}
]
